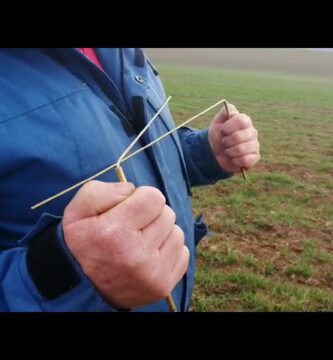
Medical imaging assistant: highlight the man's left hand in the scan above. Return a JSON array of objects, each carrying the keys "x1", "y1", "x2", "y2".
[{"x1": 208, "y1": 103, "x2": 260, "y2": 174}]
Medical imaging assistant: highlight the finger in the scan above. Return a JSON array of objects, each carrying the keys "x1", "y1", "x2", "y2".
[
  {"x1": 221, "y1": 127, "x2": 258, "y2": 148},
  {"x1": 159, "y1": 225, "x2": 185, "y2": 267},
  {"x1": 221, "y1": 113, "x2": 252, "y2": 136},
  {"x1": 142, "y1": 205, "x2": 176, "y2": 250},
  {"x1": 170, "y1": 245, "x2": 190, "y2": 284},
  {"x1": 105, "y1": 186, "x2": 166, "y2": 230},
  {"x1": 224, "y1": 139, "x2": 259, "y2": 159},
  {"x1": 63, "y1": 180, "x2": 135, "y2": 226},
  {"x1": 230, "y1": 153, "x2": 260, "y2": 170}
]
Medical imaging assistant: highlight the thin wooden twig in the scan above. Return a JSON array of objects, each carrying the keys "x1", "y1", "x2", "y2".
[
  {"x1": 30, "y1": 97, "x2": 248, "y2": 313},
  {"x1": 31, "y1": 98, "x2": 228, "y2": 210},
  {"x1": 116, "y1": 96, "x2": 171, "y2": 168}
]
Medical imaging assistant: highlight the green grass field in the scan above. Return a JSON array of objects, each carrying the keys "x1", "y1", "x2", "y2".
[{"x1": 157, "y1": 64, "x2": 333, "y2": 311}]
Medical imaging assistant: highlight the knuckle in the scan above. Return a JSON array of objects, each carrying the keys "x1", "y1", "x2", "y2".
[
  {"x1": 220, "y1": 123, "x2": 228, "y2": 135},
  {"x1": 165, "y1": 205, "x2": 176, "y2": 224},
  {"x1": 176, "y1": 248, "x2": 190, "y2": 282},
  {"x1": 81, "y1": 180, "x2": 99, "y2": 196},
  {"x1": 127, "y1": 197, "x2": 144, "y2": 215},
  {"x1": 107, "y1": 225, "x2": 122, "y2": 239},
  {"x1": 233, "y1": 131, "x2": 242, "y2": 143},
  {"x1": 97, "y1": 226, "x2": 142, "y2": 269},
  {"x1": 64, "y1": 181, "x2": 102, "y2": 222},
  {"x1": 121, "y1": 247, "x2": 143, "y2": 271},
  {"x1": 138, "y1": 186, "x2": 166, "y2": 206},
  {"x1": 173, "y1": 225, "x2": 185, "y2": 244},
  {"x1": 239, "y1": 114, "x2": 251, "y2": 128},
  {"x1": 243, "y1": 157, "x2": 252, "y2": 168},
  {"x1": 183, "y1": 246, "x2": 190, "y2": 268},
  {"x1": 253, "y1": 153, "x2": 260, "y2": 164},
  {"x1": 224, "y1": 146, "x2": 231, "y2": 157},
  {"x1": 79, "y1": 181, "x2": 102, "y2": 205},
  {"x1": 106, "y1": 225, "x2": 128, "y2": 247},
  {"x1": 237, "y1": 143, "x2": 246, "y2": 156},
  {"x1": 107, "y1": 227, "x2": 142, "y2": 261}
]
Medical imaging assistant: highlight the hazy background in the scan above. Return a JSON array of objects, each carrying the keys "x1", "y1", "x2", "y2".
[
  {"x1": 142, "y1": 48, "x2": 333, "y2": 311},
  {"x1": 145, "y1": 48, "x2": 333, "y2": 79}
]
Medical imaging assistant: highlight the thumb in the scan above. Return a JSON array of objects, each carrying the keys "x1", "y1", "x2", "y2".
[
  {"x1": 214, "y1": 102, "x2": 239, "y2": 124},
  {"x1": 63, "y1": 180, "x2": 136, "y2": 226}
]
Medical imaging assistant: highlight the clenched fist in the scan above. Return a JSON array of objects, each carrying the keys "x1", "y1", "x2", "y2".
[
  {"x1": 62, "y1": 181, "x2": 189, "y2": 310},
  {"x1": 208, "y1": 104, "x2": 260, "y2": 174}
]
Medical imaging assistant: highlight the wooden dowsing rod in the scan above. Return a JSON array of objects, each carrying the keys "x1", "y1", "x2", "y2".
[
  {"x1": 30, "y1": 98, "x2": 247, "y2": 312},
  {"x1": 31, "y1": 98, "x2": 243, "y2": 210}
]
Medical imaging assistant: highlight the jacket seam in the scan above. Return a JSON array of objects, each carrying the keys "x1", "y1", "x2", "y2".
[{"x1": 0, "y1": 88, "x2": 89, "y2": 125}]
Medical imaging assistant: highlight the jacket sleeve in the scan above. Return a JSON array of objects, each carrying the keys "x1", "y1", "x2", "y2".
[
  {"x1": 0, "y1": 213, "x2": 118, "y2": 312},
  {"x1": 177, "y1": 126, "x2": 233, "y2": 187}
]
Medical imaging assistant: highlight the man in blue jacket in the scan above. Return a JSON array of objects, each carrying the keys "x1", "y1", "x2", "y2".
[{"x1": 0, "y1": 48, "x2": 260, "y2": 311}]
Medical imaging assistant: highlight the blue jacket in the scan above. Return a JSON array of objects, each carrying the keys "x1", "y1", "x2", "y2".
[{"x1": 0, "y1": 48, "x2": 231, "y2": 312}]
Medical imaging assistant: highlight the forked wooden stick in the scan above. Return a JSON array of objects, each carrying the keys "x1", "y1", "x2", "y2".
[
  {"x1": 30, "y1": 97, "x2": 248, "y2": 313},
  {"x1": 31, "y1": 98, "x2": 244, "y2": 210}
]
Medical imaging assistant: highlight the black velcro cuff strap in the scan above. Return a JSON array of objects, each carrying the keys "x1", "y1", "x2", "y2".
[{"x1": 26, "y1": 223, "x2": 81, "y2": 300}]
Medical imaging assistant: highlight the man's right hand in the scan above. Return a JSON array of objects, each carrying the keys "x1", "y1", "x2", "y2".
[{"x1": 62, "y1": 180, "x2": 189, "y2": 310}]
